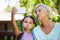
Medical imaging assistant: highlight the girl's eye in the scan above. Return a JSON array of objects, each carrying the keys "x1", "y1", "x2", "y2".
[
  {"x1": 29, "y1": 22, "x2": 32, "y2": 24},
  {"x1": 24, "y1": 21, "x2": 27, "y2": 23}
]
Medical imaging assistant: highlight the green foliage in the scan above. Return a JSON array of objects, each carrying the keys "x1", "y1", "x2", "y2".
[
  {"x1": 44, "y1": 0, "x2": 50, "y2": 5},
  {"x1": 16, "y1": 20, "x2": 22, "y2": 31},
  {"x1": 20, "y1": 0, "x2": 60, "y2": 23},
  {"x1": 15, "y1": 0, "x2": 60, "y2": 31},
  {"x1": 52, "y1": 15, "x2": 60, "y2": 22},
  {"x1": 32, "y1": 15, "x2": 40, "y2": 25}
]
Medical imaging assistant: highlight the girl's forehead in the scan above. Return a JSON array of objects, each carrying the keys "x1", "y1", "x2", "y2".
[{"x1": 24, "y1": 17, "x2": 33, "y2": 21}]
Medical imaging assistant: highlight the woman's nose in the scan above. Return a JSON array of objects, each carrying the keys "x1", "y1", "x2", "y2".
[{"x1": 37, "y1": 12, "x2": 40, "y2": 15}]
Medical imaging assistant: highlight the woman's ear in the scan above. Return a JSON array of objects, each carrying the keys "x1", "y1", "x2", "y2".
[{"x1": 46, "y1": 10, "x2": 49, "y2": 16}]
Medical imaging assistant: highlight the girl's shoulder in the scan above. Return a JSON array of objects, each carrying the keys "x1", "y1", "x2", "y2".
[{"x1": 17, "y1": 32, "x2": 24, "y2": 40}]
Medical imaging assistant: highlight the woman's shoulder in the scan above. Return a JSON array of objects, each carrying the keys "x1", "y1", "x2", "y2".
[
  {"x1": 32, "y1": 25, "x2": 40, "y2": 31},
  {"x1": 54, "y1": 23, "x2": 60, "y2": 31},
  {"x1": 55, "y1": 22, "x2": 60, "y2": 27}
]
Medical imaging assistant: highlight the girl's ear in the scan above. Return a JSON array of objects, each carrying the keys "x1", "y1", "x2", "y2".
[{"x1": 33, "y1": 23, "x2": 35, "y2": 27}]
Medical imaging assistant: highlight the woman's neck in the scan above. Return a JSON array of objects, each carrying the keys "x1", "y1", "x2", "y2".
[{"x1": 41, "y1": 17, "x2": 51, "y2": 28}]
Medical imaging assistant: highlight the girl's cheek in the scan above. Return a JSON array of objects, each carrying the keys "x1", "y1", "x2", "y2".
[
  {"x1": 30, "y1": 24, "x2": 34, "y2": 27},
  {"x1": 22, "y1": 23, "x2": 26, "y2": 27}
]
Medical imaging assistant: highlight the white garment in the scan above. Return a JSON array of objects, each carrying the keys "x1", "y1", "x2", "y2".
[
  {"x1": 0, "y1": 0, "x2": 20, "y2": 13},
  {"x1": 0, "y1": 0, "x2": 8, "y2": 13}
]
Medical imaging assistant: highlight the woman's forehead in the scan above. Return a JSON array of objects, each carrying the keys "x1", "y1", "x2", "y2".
[
  {"x1": 35, "y1": 4, "x2": 48, "y2": 9},
  {"x1": 35, "y1": 4, "x2": 50, "y2": 10},
  {"x1": 36, "y1": 6, "x2": 44, "y2": 9},
  {"x1": 36, "y1": 6, "x2": 46, "y2": 11}
]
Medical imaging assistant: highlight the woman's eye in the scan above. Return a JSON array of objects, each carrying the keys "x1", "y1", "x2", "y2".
[
  {"x1": 39, "y1": 10, "x2": 41, "y2": 12},
  {"x1": 35, "y1": 11, "x2": 37, "y2": 14}
]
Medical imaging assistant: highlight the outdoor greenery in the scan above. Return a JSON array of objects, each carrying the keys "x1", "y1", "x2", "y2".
[
  {"x1": 20, "y1": 0, "x2": 60, "y2": 23},
  {"x1": 1, "y1": 0, "x2": 60, "y2": 40}
]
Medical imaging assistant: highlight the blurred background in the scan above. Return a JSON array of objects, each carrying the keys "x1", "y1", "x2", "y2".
[{"x1": 0, "y1": 0, "x2": 60, "y2": 40}]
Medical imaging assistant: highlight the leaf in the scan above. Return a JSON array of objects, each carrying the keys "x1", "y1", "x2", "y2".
[
  {"x1": 4, "y1": 6, "x2": 11, "y2": 13},
  {"x1": 44, "y1": 0, "x2": 50, "y2": 5}
]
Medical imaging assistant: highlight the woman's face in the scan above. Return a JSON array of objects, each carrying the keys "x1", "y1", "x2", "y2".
[
  {"x1": 35, "y1": 6, "x2": 49, "y2": 21},
  {"x1": 22, "y1": 17, "x2": 35, "y2": 30}
]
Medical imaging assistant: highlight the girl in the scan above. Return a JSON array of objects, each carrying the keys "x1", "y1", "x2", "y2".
[{"x1": 11, "y1": 7, "x2": 36, "y2": 40}]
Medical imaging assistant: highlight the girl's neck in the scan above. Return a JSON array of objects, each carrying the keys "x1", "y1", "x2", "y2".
[{"x1": 24, "y1": 30, "x2": 31, "y2": 34}]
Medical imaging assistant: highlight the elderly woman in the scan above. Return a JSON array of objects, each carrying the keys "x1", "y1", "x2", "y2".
[{"x1": 33, "y1": 4, "x2": 60, "y2": 40}]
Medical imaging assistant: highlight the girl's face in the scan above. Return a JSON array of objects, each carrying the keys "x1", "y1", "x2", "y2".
[
  {"x1": 35, "y1": 6, "x2": 49, "y2": 21},
  {"x1": 22, "y1": 17, "x2": 35, "y2": 30}
]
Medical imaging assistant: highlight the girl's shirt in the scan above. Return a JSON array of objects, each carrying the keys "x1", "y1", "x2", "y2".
[{"x1": 19, "y1": 32, "x2": 34, "y2": 40}]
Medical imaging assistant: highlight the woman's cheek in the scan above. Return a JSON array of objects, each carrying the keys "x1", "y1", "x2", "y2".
[{"x1": 37, "y1": 14, "x2": 42, "y2": 20}]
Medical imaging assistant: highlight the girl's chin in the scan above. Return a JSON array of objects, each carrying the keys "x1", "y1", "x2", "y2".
[
  {"x1": 25, "y1": 29, "x2": 31, "y2": 31},
  {"x1": 24, "y1": 28, "x2": 31, "y2": 30}
]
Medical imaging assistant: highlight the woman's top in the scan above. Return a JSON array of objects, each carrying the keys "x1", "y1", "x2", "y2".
[{"x1": 32, "y1": 23, "x2": 60, "y2": 40}]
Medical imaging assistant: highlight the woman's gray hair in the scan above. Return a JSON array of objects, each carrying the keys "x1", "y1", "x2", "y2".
[
  {"x1": 34, "y1": 4, "x2": 54, "y2": 20},
  {"x1": 34, "y1": 4, "x2": 52, "y2": 14}
]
